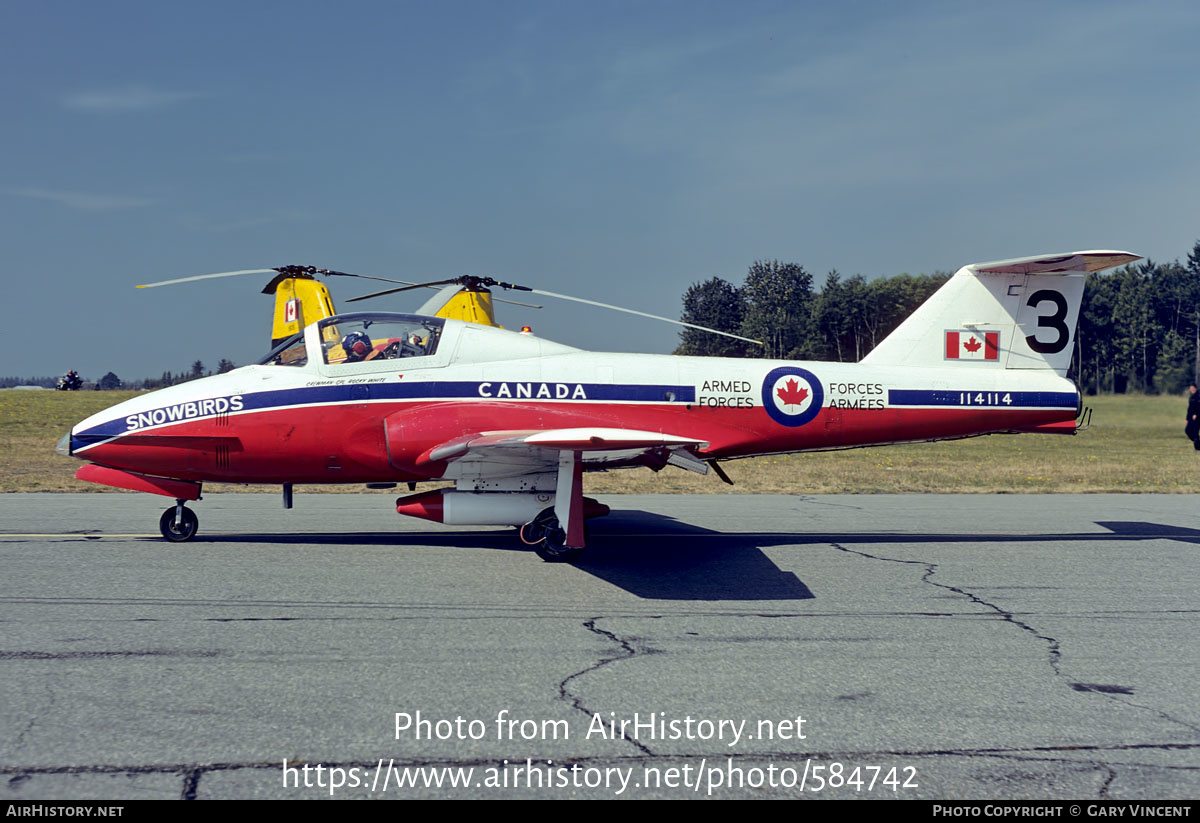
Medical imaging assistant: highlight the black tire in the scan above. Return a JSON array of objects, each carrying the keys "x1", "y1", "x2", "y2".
[
  {"x1": 526, "y1": 507, "x2": 585, "y2": 562},
  {"x1": 535, "y1": 539, "x2": 585, "y2": 563},
  {"x1": 159, "y1": 506, "x2": 198, "y2": 542}
]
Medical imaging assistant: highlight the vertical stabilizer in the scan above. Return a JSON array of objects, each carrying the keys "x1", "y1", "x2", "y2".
[{"x1": 859, "y1": 251, "x2": 1140, "y2": 375}]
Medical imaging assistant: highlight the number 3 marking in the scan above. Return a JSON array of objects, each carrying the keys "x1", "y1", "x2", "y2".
[{"x1": 1025, "y1": 289, "x2": 1069, "y2": 354}]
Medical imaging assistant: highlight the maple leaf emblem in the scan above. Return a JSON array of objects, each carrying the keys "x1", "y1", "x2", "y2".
[
  {"x1": 776, "y1": 378, "x2": 809, "y2": 409},
  {"x1": 963, "y1": 336, "x2": 982, "y2": 353}
]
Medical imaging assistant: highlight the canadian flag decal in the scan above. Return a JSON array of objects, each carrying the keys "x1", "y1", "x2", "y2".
[
  {"x1": 285, "y1": 298, "x2": 299, "y2": 324},
  {"x1": 945, "y1": 330, "x2": 999, "y2": 361}
]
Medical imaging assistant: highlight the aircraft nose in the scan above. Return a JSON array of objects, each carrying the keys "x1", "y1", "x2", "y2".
[{"x1": 56, "y1": 432, "x2": 71, "y2": 457}]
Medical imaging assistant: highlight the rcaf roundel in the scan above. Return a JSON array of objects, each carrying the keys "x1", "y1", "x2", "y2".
[{"x1": 761, "y1": 366, "x2": 824, "y2": 427}]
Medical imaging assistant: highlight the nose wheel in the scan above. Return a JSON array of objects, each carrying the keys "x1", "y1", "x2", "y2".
[
  {"x1": 159, "y1": 501, "x2": 199, "y2": 542},
  {"x1": 520, "y1": 507, "x2": 585, "y2": 563}
]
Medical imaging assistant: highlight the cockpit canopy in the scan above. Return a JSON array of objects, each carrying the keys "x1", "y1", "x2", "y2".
[
  {"x1": 257, "y1": 313, "x2": 445, "y2": 367},
  {"x1": 255, "y1": 311, "x2": 578, "y2": 371},
  {"x1": 257, "y1": 332, "x2": 307, "y2": 367},
  {"x1": 317, "y1": 314, "x2": 444, "y2": 365}
]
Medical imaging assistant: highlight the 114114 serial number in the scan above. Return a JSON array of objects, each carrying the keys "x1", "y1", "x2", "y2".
[{"x1": 959, "y1": 392, "x2": 1013, "y2": 406}]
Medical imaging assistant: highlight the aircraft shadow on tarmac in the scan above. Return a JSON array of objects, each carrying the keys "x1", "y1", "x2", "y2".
[
  {"x1": 570, "y1": 510, "x2": 814, "y2": 601},
  {"x1": 207, "y1": 510, "x2": 814, "y2": 601},
  {"x1": 198, "y1": 515, "x2": 1200, "y2": 602}
]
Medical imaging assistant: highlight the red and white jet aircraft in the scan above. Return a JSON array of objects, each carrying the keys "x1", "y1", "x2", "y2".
[{"x1": 60, "y1": 250, "x2": 1139, "y2": 560}]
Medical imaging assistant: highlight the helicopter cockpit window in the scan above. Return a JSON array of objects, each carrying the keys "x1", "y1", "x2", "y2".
[
  {"x1": 257, "y1": 333, "x2": 308, "y2": 367},
  {"x1": 319, "y1": 315, "x2": 444, "y2": 366}
]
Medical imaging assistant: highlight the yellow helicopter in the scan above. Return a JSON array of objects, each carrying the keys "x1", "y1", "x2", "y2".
[{"x1": 137, "y1": 266, "x2": 540, "y2": 348}]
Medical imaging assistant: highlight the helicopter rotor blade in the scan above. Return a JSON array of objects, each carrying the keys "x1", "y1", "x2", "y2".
[
  {"x1": 138, "y1": 266, "x2": 429, "y2": 291},
  {"x1": 139, "y1": 266, "x2": 727, "y2": 342},
  {"x1": 348, "y1": 273, "x2": 761, "y2": 345},
  {"x1": 519, "y1": 287, "x2": 764, "y2": 346},
  {"x1": 308, "y1": 269, "x2": 424, "y2": 287},
  {"x1": 136, "y1": 269, "x2": 277, "y2": 288},
  {"x1": 492, "y1": 296, "x2": 543, "y2": 309},
  {"x1": 136, "y1": 267, "x2": 542, "y2": 309},
  {"x1": 345, "y1": 279, "x2": 465, "y2": 302}
]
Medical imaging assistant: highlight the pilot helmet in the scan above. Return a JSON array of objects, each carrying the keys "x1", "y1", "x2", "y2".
[{"x1": 341, "y1": 330, "x2": 372, "y2": 360}]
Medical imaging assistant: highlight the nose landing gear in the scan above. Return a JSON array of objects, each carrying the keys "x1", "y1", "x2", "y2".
[{"x1": 159, "y1": 499, "x2": 199, "y2": 542}]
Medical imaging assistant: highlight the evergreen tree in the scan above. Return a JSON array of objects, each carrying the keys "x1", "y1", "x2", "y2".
[
  {"x1": 811, "y1": 270, "x2": 852, "y2": 361},
  {"x1": 740, "y1": 260, "x2": 814, "y2": 360},
  {"x1": 1186, "y1": 241, "x2": 1200, "y2": 383},
  {"x1": 841, "y1": 274, "x2": 871, "y2": 360},
  {"x1": 1112, "y1": 262, "x2": 1158, "y2": 392},
  {"x1": 1079, "y1": 271, "x2": 1117, "y2": 393},
  {"x1": 675, "y1": 278, "x2": 747, "y2": 357},
  {"x1": 1154, "y1": 330, "x2": 1192, "y2": 394}
]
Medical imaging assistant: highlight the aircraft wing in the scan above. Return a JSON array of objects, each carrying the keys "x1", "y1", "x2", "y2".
[{"x1": 414, "y1": 427, "x2": 710, "y2": 473}]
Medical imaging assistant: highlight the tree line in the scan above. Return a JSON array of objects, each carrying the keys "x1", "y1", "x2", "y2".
[
  {"x1": 676, "y1": 240, "x2": 1200, "y2": 395},
  {"x1": 131, "y1": 359, "x2": 238, "y2": 390},
  {"x1": 2, "y1": 359, "x2": 238, "y2": 391},
  {"x1": 0, "y1": 376, "x2": 61, "y2": 389}
]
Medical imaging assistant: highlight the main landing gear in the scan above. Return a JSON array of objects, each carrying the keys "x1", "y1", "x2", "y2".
[
  {"x1": 517, "y1": 450, "x2": 590, "y2": 563},
  {"x1": 520, "y1": 507, "x2": 585, "y2": 563},
  {"x1": 159, "y1": 499, "x2": 198, "y2": 542}
]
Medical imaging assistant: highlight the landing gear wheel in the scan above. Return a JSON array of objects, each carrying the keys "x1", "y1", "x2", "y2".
[
  {"x1": 535, "y1": 530, "x2": 584, "y2": 563},
  {"x1": 159, "y1": 505, "x2": 198, "y2": 542},
  {"x1": 522, "y1": 507, "x2": 585, "y2": 563}
]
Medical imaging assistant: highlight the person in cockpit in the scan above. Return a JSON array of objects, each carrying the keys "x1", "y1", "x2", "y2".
[{"x1": 341, "y1": 330, "x2": 374, "y2": 363}]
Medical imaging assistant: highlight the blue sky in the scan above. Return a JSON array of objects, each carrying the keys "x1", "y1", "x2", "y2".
[{"x1": 3, "y1": 0, "x2": 1199, "y2": 379}]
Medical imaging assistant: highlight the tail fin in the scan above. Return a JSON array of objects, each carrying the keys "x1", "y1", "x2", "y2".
[
  {"x1": 416, "y1": 285, "x2": 502, "y2": 327},
  {"x1": 860, "y1": 250, "x2": 1141, "y2": 375},
  {"x1": 264, "y1": 273, "x2": 338, "y2": 348}
]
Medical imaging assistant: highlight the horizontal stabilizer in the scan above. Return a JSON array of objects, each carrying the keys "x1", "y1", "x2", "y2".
[{"x1": 973, "y1": 250, "x2": 1141, "y2": 275}]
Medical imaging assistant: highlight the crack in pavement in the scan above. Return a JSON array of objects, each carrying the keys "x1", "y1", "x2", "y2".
[
  {"x1": 829, "y1": 542, "x2": 1065, "y2": 673},
  {"x1": 180, "y1": 768, "x2": 201, "y2": 800},
  {"x1": 557, "y1": 618, "x2": 653, "y2": 757},
  {"x1": 1098, "y1": 762, "x2": 1117, "y2": 799},
  {"x1": 828, "y1": 542, "x2": 1200, "y2": 739},
  {"x1": 12, "y1": 681, "x2": 57, "y2": 755},
  {"x1": 0, "y1": 650, "x2": 222, "y2": 660}
]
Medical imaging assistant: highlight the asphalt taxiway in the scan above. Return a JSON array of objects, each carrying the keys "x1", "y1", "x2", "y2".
[{"x1": 1, "y1": 493, "x2": 1197, "y2": 799}]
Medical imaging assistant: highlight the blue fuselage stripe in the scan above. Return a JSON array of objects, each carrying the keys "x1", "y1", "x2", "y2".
[
  {"x1": 72, "y1": 381, "x2": 697, "y2": 449},
  {"x1": 888, "y1": 390, "x2": 1077, "y2": 408}
]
